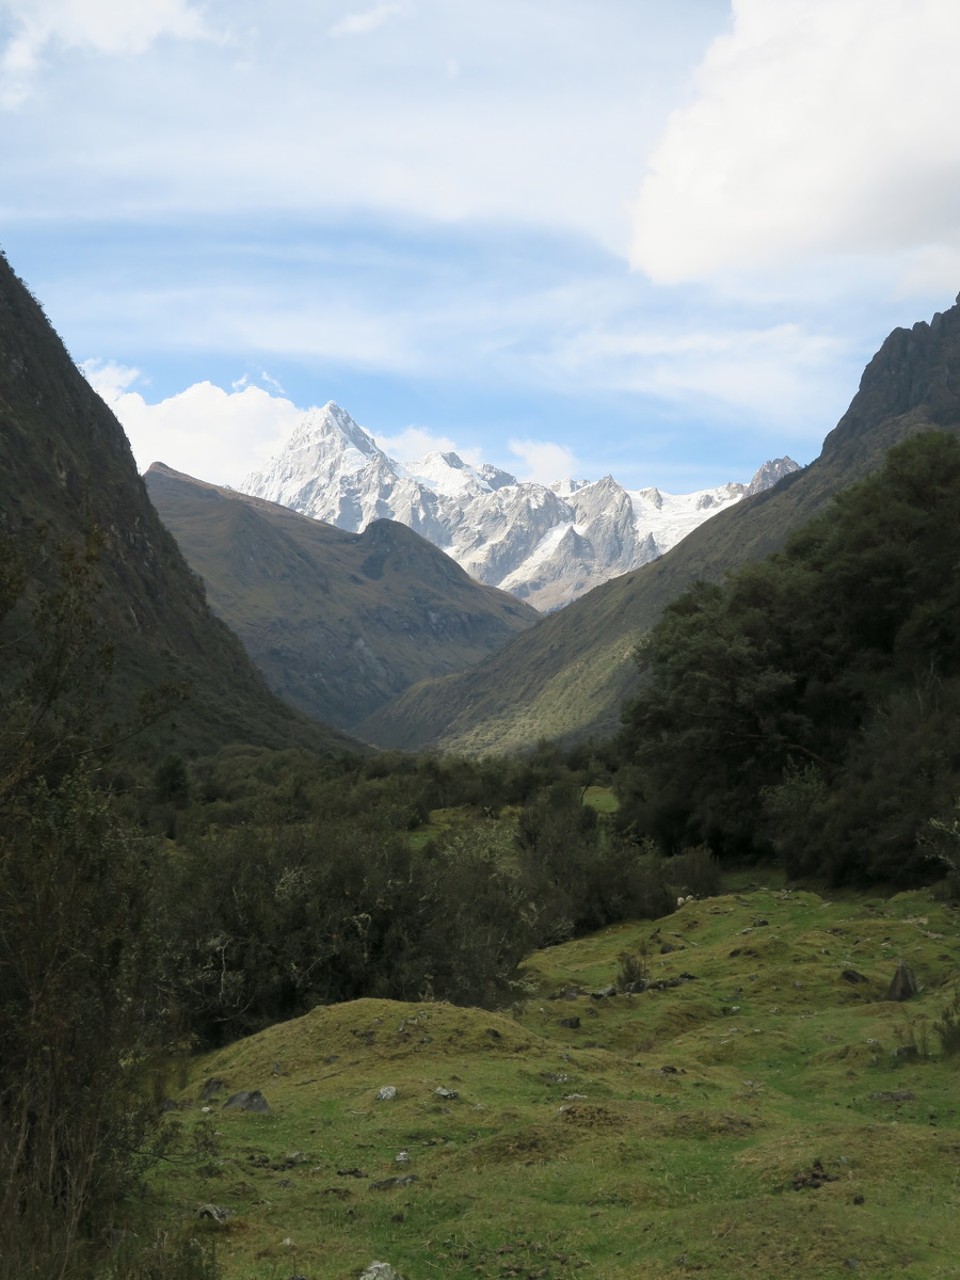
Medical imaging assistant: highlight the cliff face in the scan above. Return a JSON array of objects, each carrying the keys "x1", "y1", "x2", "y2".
[{"x1": 0, "y1": 251, "x2": 357, "y2": 756}]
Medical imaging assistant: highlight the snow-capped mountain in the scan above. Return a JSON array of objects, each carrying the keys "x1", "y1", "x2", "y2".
[{"x1": 241, "y1": 402, "x2": 799, "y2": 611}]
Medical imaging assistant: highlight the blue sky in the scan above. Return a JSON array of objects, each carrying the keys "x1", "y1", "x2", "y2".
[{"x1": 3, "y1": 0, "x2": 960, "y2": 491}]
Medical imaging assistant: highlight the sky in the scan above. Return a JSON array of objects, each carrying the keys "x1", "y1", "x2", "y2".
[{"x1": 3, "y1": 0, "x2": 960, "y2": 492}]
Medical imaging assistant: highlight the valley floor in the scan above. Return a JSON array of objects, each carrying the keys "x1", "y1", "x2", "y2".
[{"x1": 156, "y1": 881, "x2": 960, "y2": 1279}]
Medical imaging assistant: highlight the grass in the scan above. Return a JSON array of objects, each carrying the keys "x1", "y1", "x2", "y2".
[{"x1": 152, "y1": 880, "x2": 960, "y2": 1279}]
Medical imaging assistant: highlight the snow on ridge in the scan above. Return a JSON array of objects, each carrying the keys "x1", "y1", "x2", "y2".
[{"x1": 241, "y1": 402, "x2": 799, "y2": 610}]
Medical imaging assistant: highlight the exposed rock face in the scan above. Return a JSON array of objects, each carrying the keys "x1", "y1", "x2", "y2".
[{"x1": 242, "y1": 402, "x2": 798, "y2": 611}]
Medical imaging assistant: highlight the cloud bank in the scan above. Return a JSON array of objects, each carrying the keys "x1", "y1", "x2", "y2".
[{"x1": 631, "y1": 0, "x2": 960, "y2": 284}]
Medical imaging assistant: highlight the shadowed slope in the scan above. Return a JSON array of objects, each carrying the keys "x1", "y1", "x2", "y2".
[
  {"x1": 0, "y1": 250, "x2": 358, "y2": 757},
  {"x1": 358, "y1": 296, "x2": 960, "y2": 753},
  {"x1": 145, "y1": 463, "x2": 540, "y2": 732}
]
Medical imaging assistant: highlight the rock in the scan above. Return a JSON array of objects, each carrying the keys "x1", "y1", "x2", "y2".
[
  {"x1": 869, "y1": 1090, "x2": 915, "y2": 1102},
  {"x1": 370, "y1": 1174, "x2": 419, "y2": 1191},
  {"x1": 222, "y1": 1089, "x2": 269, "y2": 1113},
  {"x1": 376, "y1": 1086, "x2": 398, "y2": 1101},
  {"x1": 888, "y1": 961, "x2": 918, "y2": 1001},
  {"x1": 559, "y1": 1016, "x2": 581, "y2": 1029},
  {"x1": 197, "y1": 1204, "x2": 232, "y2": 1222},
  {"x1": 590, "y1": 985, "x2": 617, "y2": 999},
  {"x1": 434, "y1": 1086, "x2": 459, "y2": 1100},
  {"x1": 842, "y1": 969, "x2": 869, "y2": 984},
  {"x1": 792, "y1": 1158, "x2": 836, "y2": 1190},
  {"x1": 336, "y1": 1167, "x2": 368, "y2": 1178},
  {"x1": 360, "y1": 1263, "x2": 404, "y2": 1280},
  {"x1": 200, "y1": 1077, "x2": 227, "y2": 1101}
]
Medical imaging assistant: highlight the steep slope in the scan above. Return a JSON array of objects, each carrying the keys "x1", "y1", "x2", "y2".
[
  {"x1": 145, "y1": 464, "x2": 539, "y2": 732},
  {"x1": 242, "y1": 402, "x2": 797, "y2": 610},
  {"x1": 0, "y1": 250, "x2": 358, "y2": 758},
  {"x1": 357, "y1": 295, "x2": 960, "y2": 753}
]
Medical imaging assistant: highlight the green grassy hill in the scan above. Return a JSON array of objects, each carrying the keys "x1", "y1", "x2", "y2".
[
  {"x1": 145, "y1": 464, "x2": 539, "y2": 733},
  {"x1": 358, "y1": 298, "x2": 960, "y2": 755},
  {"x1": 159, "y1": 878, "x2": 960, "y2": 1279}
]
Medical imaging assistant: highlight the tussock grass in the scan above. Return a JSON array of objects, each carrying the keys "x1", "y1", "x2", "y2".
[{"x1": 155, "y1": 881, "x2": 960, "y2": 1279}]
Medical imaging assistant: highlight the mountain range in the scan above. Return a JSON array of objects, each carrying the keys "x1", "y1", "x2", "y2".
[
  {"x1": 6, "y1": 239, "x2": 960, "y2": 764},
  {"x1": 144, "y1": 463, "x2": 538, "y2": 733},
  {"x1": 241, "y1": 402, "x2": 798, "y2": 611}
]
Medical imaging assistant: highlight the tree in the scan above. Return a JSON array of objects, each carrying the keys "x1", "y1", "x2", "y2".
[{"x1": 0, "y1": 532, "x2": 181, "y2": 1278}]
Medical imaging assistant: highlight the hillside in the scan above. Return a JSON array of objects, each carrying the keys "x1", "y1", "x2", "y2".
[
  {"x1": 0, "y1": 251, "x2": 358, "y2": 758},
  {"x1": 145, "y1": 464, "x2": 539, "y2": 732},
  {"x1": 357, "y1": 295, "x2": 960, "y2": 753},
  {"x1": 160, "y1": 877, "x2": 960, "y2": 1279}
]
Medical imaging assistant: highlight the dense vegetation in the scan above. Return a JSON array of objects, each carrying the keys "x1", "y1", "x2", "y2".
[
  {"x1": 615, "y1": 431, "x2": 960, "y2": 886},
  {"x1": 6, "y1": 428, "x2": 960, "y2": 1275}
]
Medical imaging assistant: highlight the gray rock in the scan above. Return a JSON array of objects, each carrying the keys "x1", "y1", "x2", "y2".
[
  {"x1": 376, "y1": 1085, "x2": 397, "y2": 1101},
  {"x1": 888, "y1": 961, "x2": 918, "y2": 1001},
  {"x1": 222, "y1": 1089, "x2": 270, "y2": 1113},
  {"x1": 360, "y1": 1264, "x2": 404, "y2": 1280},
  {"x1": 434, "y1": 1086, "x2": 459, "y2": 1100},
  {"x1": 197, "y1": 1204, "x2": 232, "y2": 1222}
]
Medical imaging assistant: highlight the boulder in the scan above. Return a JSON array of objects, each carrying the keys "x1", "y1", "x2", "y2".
[{"x1": 888, "y1": 961, "x2": 918, "y2": 1001}]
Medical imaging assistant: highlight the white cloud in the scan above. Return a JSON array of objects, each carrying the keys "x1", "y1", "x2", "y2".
[
  {"x1": 632, "y1": 0, "x2": 960, "y2": 283},
  {"x1": 508, "y1": 439, "x2": 580, "y2": 484},
  {"x1": 547, "y1": 320, "x2": 848, "y2": 442},
  {"x1": 328, "y1": 3, "x2": 409, "y2": 39},
  {"x1": 84, "y1": 365, "x2": 303, "y2": 487},
  {"x1": 1, "y1": 0, "x2": 214, "y2": 106}
]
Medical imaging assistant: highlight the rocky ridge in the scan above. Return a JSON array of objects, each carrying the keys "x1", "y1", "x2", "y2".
[{"x1": 242, "y1": 403, "x2": 799, "y2": 611}]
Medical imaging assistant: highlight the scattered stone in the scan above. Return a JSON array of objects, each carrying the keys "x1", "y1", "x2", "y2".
[
  {"x1": 869, "y1": 1090, "x2": 915, "y2": 1102},
  {"x1": 360, "y1": 1263, "x2": 404, "y2": 1280},
  {"x1": 659, "y1": 942, "x2": 680, "y2": 954},
  {"x1": 197, "y1": 1204, "x2": 232, "y2": 1222},
  {"x1": 336, "y1": 1167, "x2": 368, "y2": 1178},
  {"x1": 792, "y1": 1158, "x2": 836, "y2": 1190},
  {"x1": 395, "y1": 1151, "x2": 410, "y2": 1164},
  {"x1": 223, "y1": 1089, "x2": 269, "y2": 1113},
  {"x1": 893, "y1": 1045, "x2": 919, "y2": 1060},
  {"x1": 435, "y1": 1086, "x2": 459, "y2": 1100},
  {"x1": 200, "y1": 1077, "x2": 227, "y2": 1101},
  {"x1": 888, "y1": 960, "x2": 918, "y2": 1001},
  {"x1": 752, "y1": 918, "x2": 769, "y2": 927},
  {"x1": 376, "y1": 1086, "x2": 398, "y2": 1101},
  {"x1": 370, "y1": 1175, "x2": 419, "y2": 1191},
  {"x1": 590, "y1": 985, "x2": 617, "y2": 999},
  {"x1": 659, "y1": 1065, "x2": 678, "y2": 1075},
  {"x1": 842, "y1": 969, "x2": 869, "y2": 985},
  {"x1": 559, "y1": 1016, "x2": 581, "y2": 1029},
  {"x1": 853, "y1": 1194, "x2": 865, "y2": 1205}
]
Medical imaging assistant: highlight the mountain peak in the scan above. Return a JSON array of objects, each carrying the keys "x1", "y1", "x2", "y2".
[{"x1": 242, "y1": 405, "x2": 794, "y2": 609}]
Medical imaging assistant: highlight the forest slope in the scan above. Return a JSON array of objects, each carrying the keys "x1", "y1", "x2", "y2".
[{"x1": 358, "y1": 297, "x2": 960, "y2": 754}]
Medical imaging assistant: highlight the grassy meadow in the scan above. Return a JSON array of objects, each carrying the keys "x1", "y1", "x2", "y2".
[{"x1": 155, "y1": 877, "x2": 960, "y2": 1279}]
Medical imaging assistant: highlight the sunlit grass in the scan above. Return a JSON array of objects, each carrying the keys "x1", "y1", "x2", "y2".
[{"x1": 153, "y1": 879, "x2": 960, "y2": 1279}]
